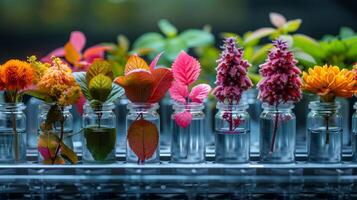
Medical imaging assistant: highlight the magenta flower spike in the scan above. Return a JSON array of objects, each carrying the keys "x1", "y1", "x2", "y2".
[
  {"x1": 213, "y1": 37, "x2": 253, "y2": 132},
  {"x1": 257, "y1": 39, "x2": 302, "y2": 152},
  {"x1": 257, "y1": 39, "x2": 302, "y2": 105},
  {"x1": 213, "y1": 37, "x2": 253, "y2": 104}
]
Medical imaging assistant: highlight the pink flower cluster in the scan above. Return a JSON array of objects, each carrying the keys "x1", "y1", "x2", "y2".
[
  {"x1": 213, "y1": 37, "x2": 252, "y2": 104},
  {"x1": 257, "y1": 39, "x2": 302, "y2": 105}
]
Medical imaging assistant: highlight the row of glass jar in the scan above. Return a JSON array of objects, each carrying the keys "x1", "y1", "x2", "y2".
[{"x1": 0, "y1": 99, "x2": 355, "y2": 164}]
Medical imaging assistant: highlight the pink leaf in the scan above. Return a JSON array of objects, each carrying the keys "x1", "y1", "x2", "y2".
[
  {"x1": 174, "y1": 111, "x2": 192, "y2": 128},
  {"x1": 171, "y1": 51, "x2": 201, "y2": 86},
  {"x1": 149, "y1": 52, "x2": 164, "y2": 71},
  {"x1": 41, "y1": 47, "x2": 65, "y2": 63},
  {"x1": 169, "y1": 81, "x2": 189, "y2": 103},
  {"x1": 76, "y1": 95, "x2": 86, "y2": 115},
  {"x1": 38, "y1": 146, "x2": 52, "y2": 159},
  {"x1": 70, "y1": 31, "x2": 86, "y2": 52},
  {"x1": 83, "y1": 45, "x2": 112, "y2": 63},
  {"x1": 189, "y1": 84, "x2": 212, "y2": 103}
]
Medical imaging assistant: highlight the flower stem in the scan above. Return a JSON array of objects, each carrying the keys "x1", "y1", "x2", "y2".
[
  {"x1": 52, "y1": 106, "x2": 65, "y2": 164},
  {"x1": 11, "y1": 113, "x2": 19, "y2": 162},
  {"x1": 270, "y1": 104, "x2": 279, "y2": 153},
  {"x1": 325, "y1": 115, "x2": 330, "y2": 144}
]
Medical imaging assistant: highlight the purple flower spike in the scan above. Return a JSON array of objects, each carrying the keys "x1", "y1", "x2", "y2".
[
  {"x1": 257, "y1": 39, "x2": 302, "y2": 105},
  {"x1": 213, "y1": 37, "x2": 253, "y2": 104}
]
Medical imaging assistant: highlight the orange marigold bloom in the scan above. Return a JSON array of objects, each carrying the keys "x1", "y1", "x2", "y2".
[
  {"x1": 0, "y1": 59, "x2": 35, "y2": 91},
  {"x1": 302, "y1": 65, "x2": 356, "y2": 102}
]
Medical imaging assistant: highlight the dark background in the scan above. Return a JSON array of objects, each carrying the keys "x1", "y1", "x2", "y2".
[{"x1": 0, "y1": 0, "x2": 356, "y2": 62}]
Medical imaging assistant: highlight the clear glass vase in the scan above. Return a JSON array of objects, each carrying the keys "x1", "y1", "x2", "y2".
[
  {"x1": 242, "y1": 89, "x2": 261, "y2": 153},
  {"x1": 307, "y1": 101, "x2": 342, "y2": 163},
  {"x1": 114, "y1": 96, "x2": 129, "y2": 153},
  {"x1": 37, "y1": 104, "x2": 74, "y2": 164},
  {"x1": 82, "y1": 102, "x2": 116, "y2": 164},
  {"x1": 126, "y1": 103, "x2": 160, "y2": 164},
  {"x1": 215, "y1": 102, "x2": 250, "y2": 163},
  {"x1": 0, "y1": 103, "x2": 26, "y2": 164},
  {"x1": 25, "y1": 97, "x2": 42, "y2": 150},
  {"x1": 260, "y1": 103, "x2": 296, "y2": 163},
  {"x1": 171, "y1": 103, "x2": 205, "y2": 163},
  {"x1": 353, "y1": 102, "x2": 357, "y2": 162}
]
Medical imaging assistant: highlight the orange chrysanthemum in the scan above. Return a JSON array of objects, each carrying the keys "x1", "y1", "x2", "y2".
[
  {"x1": 0, "y1": 59, "x2": 35, "y2": 91},
  {"x1": 302, "y1": 65, "x2": 357, "y2": 102}
]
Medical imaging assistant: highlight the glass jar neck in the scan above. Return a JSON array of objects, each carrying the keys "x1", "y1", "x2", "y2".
[
  {"x1": 173, "y1": 102, "x2": 204, "y2": 113},
  {"x1": 0, "y1": 102, "x2": 26, "y2": 112},
  {"x1": 262, "y1": 102, "x2": 294, "y2": 111},
  {"x1": 39, "y1": 103, "x2": 72, "y2": 113},
  {"x1": 216, "y1": 102, "x2": 248, "y2": 112},
  {"x1": 309, "y1": 101, "x2": 340, "y2": 112},
  {"x1": 84, "y1": 102, "x2": 115, "y2": 113},
  {"x1": 127, "y1": 103, "x2": 159, "y2": 113}
]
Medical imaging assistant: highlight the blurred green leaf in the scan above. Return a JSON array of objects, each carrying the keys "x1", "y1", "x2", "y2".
[
  {"x1": 339, "y1": 27, "x2": 354, "y2": 39},
  {"x1": 244, "y1": 46, "x2": 254, "y2": 61},
  {"x1": 292, "y1": 34, "x2": 325, "y2": 59},
  {"x1": 248, "y1": 72, "x2": 261, "y2": 86},
  {"x1": 251, "y1": 44, "x2": 273, "y2": 65},
  {"x1": 244, "y1": 28, "x2": 275, "y2": 45},
  {"x1": 282, "y1": 19, "x2": 301, "y2": 32},
  {"x1": 73, "y1": 72, "x2": 91, "y2": 101},
  {"x1": 342, "y1": 36, "x2": 357, "y2": 46},
  {"x1": 164, "y1": 37, "x2": 188, "y2": 61},
  {"x1": 89, "y1": 74, "x2": 112, "y2": 103},
  {"x1": 117, "y1": 35, "x2": 130, "y2": 52},
  {"x1": 158, "y1": 19, "x2": 177, "y2": 37},
  {"x1": 179, "y1": 29, "x2": 214, "y2": 48},
  {"x1": 107, "y1": 83, "x2": 124, "y2": 104},
  {"x1": 293, "y1": 50, "x2": 317, "y2": 68},
  {"x1": 133, "y1": 33, "x2": 165, "y2": 52}
]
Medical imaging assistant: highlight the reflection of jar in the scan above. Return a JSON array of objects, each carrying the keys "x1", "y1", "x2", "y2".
[
  {"x1": 260, "y1": 103, "x2": 296, "y2": 163},
  {"x1": 82, "y1": 102, "x2": 116, "y2": 163},
  {"x1": 215, "y1": 102, "x2": 250, "y2": 163},
  {"x1": 171, "y1": 103, "x2": 205, "y2": 163},
  {"x1": 126, "y1": 103, "x2": 160, "y2": 164},
  {"x1": 0, "y1": 103, "x2": 26, "y2": 163},
  {"x1": 38, "y1": 104, "x2": 74, "y2": 164},
  {"x1": 307, "y1": 101, "x2": 342, "y2": 163}
]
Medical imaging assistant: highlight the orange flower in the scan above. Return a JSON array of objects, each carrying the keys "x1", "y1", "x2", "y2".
[
  {"x1": 0, "y1": 59, "x2": 35, "y2": 91},
  {"x1": 302, "y1": 65, "x2": 356, "y2": 102}
]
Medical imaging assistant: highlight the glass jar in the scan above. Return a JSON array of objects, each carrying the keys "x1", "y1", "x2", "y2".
[
  {"x1": 126, "y1": 103, "x2": 160, "y2": 164},
  {"x1": 242, "y1": 89, "x2": 261, "y2": 153},
  {"x1": 215, "y1": 102, "x2": 250, "y2": 163},
  {"x1": 352, "y1": 102, "x2": 357, "y2": 162},
  {"x1": 115, "y1": 96, "x2": 129, "y2": 153},
  {"x1": 0, "y1": 103, "x2": 26, "y2": 163},
  {"x1": 82, "y1": 102, "x2": 116, "y2": 163},
  {"x1": 37, "y1": 104, "x2": 74, "y2": 164},
  {"x1": 260, "y1": 103, "x2": 296, "y2": 163},
  {"x1": 171, "y1": 103, "x2": 205, "y2": 163},
  {"x1": 307, "y1": 101, "x2": 342, "y2": 163}
]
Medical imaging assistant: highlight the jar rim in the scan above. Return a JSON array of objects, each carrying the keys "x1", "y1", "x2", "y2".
[
  {"x1": 261, "y1": 102, "x2": 294, "y2": 110},
  {"x1": 39, "y1": 103, "x2": 72, "y2": 110},
  {"x1": 0, "y1": 102, "x2": 26, "y2": 110},
  {"x1": 84, "y1": 102, "x2": 115, "y2": 111},
  {"x1": 309, "y1": 101, "x2": 341, "y2": 110},
  {"x1": 127, "y1": 102, "x2": 159, "y2": 110},
  {"x1": 173, "y1": 102, "x2": 204, "y2": 110},
  {"x1": 216, "y1": 102, "x2": 248, "y2": 110}
]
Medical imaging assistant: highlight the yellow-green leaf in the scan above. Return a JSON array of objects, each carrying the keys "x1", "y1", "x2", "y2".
[
  {"x1": 86, "y1": 60, "x2": 114, "y2": 83},
  {"x1": 89, "y1": 74, "x2": 112, "y2": 102}
]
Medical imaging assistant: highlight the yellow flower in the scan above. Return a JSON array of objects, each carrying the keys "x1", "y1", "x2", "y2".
[
  {"x1": 27, "y1": 56, "x2": 50, "y2": 84},
  {"x1": 0, "y1": 59, "x2": 35, "y2": 91},
  {"x1": 302, "y1": 65, "x2": 356, "y2": 102},
  {"x1": 37, "y1": 57, "x2": 80, "y2": 105}
]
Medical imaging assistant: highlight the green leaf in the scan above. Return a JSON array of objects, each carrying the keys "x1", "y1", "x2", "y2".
[
  {"x1": 251, "y1": 44, "x2": 273, "y2": 65},
  {"x1": 107, "y1": 83, "x2": 124, "y2": 103},
  {"x1": 279, "y1": 35, "x2": 293, "y2": 47},
  {"x1": 86, "y1": 60, "x2": 113, "y2": 83},
  {"x1": 164, "y1": 37, "x2": 188, "y2": 61},
  {"x1": 292, "y1": 34, "x2": 325, "y2": 59},
  {"x1": 342, "y1": 36, "x2": 357, "y2": 46},
  {"x1": 282, "y1": 19, "x2": 301, "y2": 33},
  {"x1": 244, "y1": 28, "x2": 276, "y2": 44},
  {"x1": 117, "y1": 35, "x2": 130, "y2": 52},
  {"x1": 179, "y1": 29, "x2": 214, "y2": 48},
  {"x1": 88, "y1": 74, "x2": 112, "y2": 102},
  {"x1": 60, "y1": 142, "x2": 78, "y2": 164},
  {"x1": 339, "y1": 27, "x2": 354, "y2": 39},
  {"x1": 84, "y1": 126, "x2": 116, "y2": 161},
  {"x1": 25, "y1": 90, "x2": 52, "y2": 102},
  {"x1": 244, "y1": 46, "x2": 254, "y2": 61},
  {"x1": 73, "y1": 72, "x2": 91, "y2": 101},
  {"x1": 347, "y1": 43, "x2": 357, "y2": 58},
  {"x1": 293, "y1": 50, "x2": 317, "y2": 68},
  {"x1": 132, "y1": 33, "x2": 165, "y2": 53},
  {"x1": 248, "y1": 73, "x2": 261, "y2": 86},
  {"x1": 158, "y1": 19, "x2": 177, "y2": 37}
]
